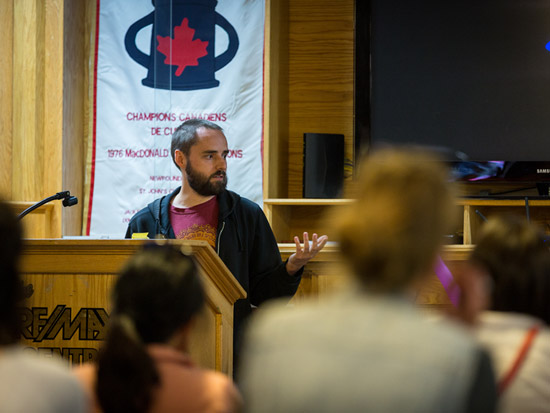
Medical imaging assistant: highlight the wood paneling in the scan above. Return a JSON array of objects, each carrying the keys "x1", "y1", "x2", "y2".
[
  {"x1": 287, "y1": 0, "x2": 354, "y2": 198},
  {"x1": 81, "y1": 1, "x2": 97, "y2": 235},
  {"x1": 62, "y1": 0, "x2": 86, "y2": 235},
  {"x1": 13, "y1": 0, "x2": 42, "y2": 201},
  {"x1": 459, "y1": 198, "x2": 550, "y2": 244},
  {"x1": 44, "y1": 0, "x2": 64, "y2": 236},
  {"x1": 263, "y1": 1, "x2": 355, "y2": 242},
  {"x1": 264, "y1": 0, "x2": 290, "y2": 199},
  {"x1": 8, "y1": 201, "x2": 55, "y2": 238},
  {"x1": 264, "y1": 198, "x2": 353, "y2": 243},
  {"x1": 0, "y1": 0, "x2": 13, "y2": 198},
  {"x1": 3, "y1": 0, "x2": 87, "y2": 236},
  {"x1": 10, "y1": 0, "x2": 61, "y2": 234}
]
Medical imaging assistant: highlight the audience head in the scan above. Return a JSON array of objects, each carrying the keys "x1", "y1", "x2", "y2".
[
  {"x1": 336, "y1": 148, "x2": 456, "y2": 293},
  {"x1": 97, "y1": 243, "x2": 205, "y2": 413},
  {"x1": 0, "y1": 198, "x2": 24, "y2": 345},
  {"x1": 470, "y1": 215, "x2": 550, "y2": 324},
  {"x1": 170, "y1": 118, "x2": 224, "y2": 169},
  {"x1": 111, "y1": 243, "x2": 204, "y2": 342}
]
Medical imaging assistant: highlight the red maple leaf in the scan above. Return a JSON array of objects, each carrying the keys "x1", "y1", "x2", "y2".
[{"x1": 156, "y1": 18, "x2": 209, "y2": 76}]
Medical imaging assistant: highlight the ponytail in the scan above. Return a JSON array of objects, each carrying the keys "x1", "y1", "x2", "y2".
[
  {"x1": 96, "y1": 315, "x2": 159, "y2": 413},
  {"x1": 95, "y1": 244, "x2": 206, "y2": 412}
]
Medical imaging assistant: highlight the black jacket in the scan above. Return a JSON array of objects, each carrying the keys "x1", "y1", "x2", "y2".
[{"x1": 125, "y1": 187, "x2": 303, "y2": 337}]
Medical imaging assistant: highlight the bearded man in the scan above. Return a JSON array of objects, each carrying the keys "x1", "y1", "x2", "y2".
[{"x1": 126, "y1": 119, "x2": 327, "y2": 373}]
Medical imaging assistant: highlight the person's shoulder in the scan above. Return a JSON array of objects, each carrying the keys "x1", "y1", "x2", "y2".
[
  {"x1": 129, "y1": 198, "x2": 162, "y2": 223},
  {"x1": 0, "y1": 347, "x2": 87, "y2": 410},
  {"x1": 182, "y1": 368, "x2": 243, "y2": 413},
  {"x1": 476, "y1": 311, "x2": 550, "y2": 355},
  {"x1": 246, "y1": 297, "x2": 325, "y2": 341},
  {"x1": 417, "y1": 310, "x2": 483, "y2": 359},
  {"x1": 130, "y1": 188, "x2": 180, "y2": 222},
  {"x1": 239, "y1": 194, "x2": 266, "y2": 214},
  {"x1": 151, "y1": 346, "x2": 242, "y2": 413},
  {"x1": 129, "y1": 205, "x2": 152, "y2": 220},
  {"x1": 3, "y1": 347, "x2": 73, "y2": 378},
  {"x1": 221, "y1": 190, "x2": 262, "y2": 213},
  {"x1": 201, "y1": 368, "x2": 242, "y2": 396}
]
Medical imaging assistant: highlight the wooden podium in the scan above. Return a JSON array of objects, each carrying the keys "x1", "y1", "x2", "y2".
[{"x1": 19, "y1": 239, "x2": 246, "y2": 375}]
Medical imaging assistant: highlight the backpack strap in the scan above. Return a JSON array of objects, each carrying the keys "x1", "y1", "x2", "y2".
[{"x1": 498, "y1": 325, "x2": 540, "y2": 394}]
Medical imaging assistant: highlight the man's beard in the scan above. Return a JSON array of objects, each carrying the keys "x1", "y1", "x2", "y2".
[{"x1": 185, "y1": 161, "x2": 227, "y2": 196}]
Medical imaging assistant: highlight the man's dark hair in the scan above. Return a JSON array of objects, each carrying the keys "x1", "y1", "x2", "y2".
[
  {"x1": 0, "y1": 198, "x2": 24, "y2": 345},
  {"x1": 170, "y1": 119, "x2": 223, "y2": 169}
]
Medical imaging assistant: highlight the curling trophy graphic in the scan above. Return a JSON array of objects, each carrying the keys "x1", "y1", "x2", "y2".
[{"x1": 125, "y1": 0, "x2": 239, "y2": 90}]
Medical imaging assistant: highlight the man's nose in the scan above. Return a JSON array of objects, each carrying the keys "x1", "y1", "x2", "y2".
[{"x1": 216, "y1": 156, "x2": 227, "y2": 170}]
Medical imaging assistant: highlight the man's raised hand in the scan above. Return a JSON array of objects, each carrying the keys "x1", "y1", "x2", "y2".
[{"x1": 286, "y1": 232, "x2": 329, "y2": 275}]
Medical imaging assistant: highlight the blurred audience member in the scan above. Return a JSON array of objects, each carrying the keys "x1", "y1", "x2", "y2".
[
  {"x1": 238, "y1": 148, "x2": 496, "y2": 413},
  {"x1": 0, "y1": 199, "x2": 86, "y2": 412},
  {"x1": 470, "y1": 215, "x2": 550, "y2": 412},
  {"x1": 444, "y1": 260, "x2": 492, "y2": 327},
  {"x1": 74, "y1": 244, "x2": 242, "y2": 413}
]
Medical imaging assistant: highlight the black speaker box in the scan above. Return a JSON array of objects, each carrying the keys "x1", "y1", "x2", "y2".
[{"x1": 303, "y1": 133, "x2": 344, "y2": 198}]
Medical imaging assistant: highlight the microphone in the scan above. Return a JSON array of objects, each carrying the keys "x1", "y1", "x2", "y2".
[{"x1": 17, "y1": 191, "x2": 78, "y2": 220}]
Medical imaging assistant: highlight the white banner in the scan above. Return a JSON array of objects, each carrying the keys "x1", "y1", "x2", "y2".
[{"x1": 87, "y1": 0, "x2": 265, "y2": 237}]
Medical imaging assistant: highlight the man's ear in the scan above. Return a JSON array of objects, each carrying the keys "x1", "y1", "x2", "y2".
[{"x1": 174, "y1": 150, "x2": 186, "y2": 171}]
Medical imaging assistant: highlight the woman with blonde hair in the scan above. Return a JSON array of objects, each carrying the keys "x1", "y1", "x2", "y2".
[{"x1": 239, "y1": 148, "x2": 496, "y2": 413}]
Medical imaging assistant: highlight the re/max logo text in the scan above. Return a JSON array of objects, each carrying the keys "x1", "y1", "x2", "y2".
[
  {"x1": 24, "y1": 346, "x2": 99, "y2": 365},
  {"x1": 20, "y1": 306, "x2": 109, "y2": 342}
]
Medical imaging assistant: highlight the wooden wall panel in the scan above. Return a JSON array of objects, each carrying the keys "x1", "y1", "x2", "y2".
[
  {"x1": 287, "y1": 0, "x2": 354, "y2": 198},
  {"x1": 13, "y1": 0, "x2": 43, "y2": 202},
  {"x1": 3, "y1": 0, "x2": 86, "y2": 236},
  {"x1": 81, "y1": 1, "x2": 97, "y2": 235},
  {"x1": 9, "y1": 0, "x2": 63, "y2": 236},
  {"x1": 264, "y1": 0, "x2": 290, "y2": 199},
  {"x1": 62, "y1": 0, "x2": 86, "y2": 235},
  {"x1": 44, "y1": 0, "x2": 64, "y2": 236},
  {"x1": 0, "y1": 1, "x2": 13, "y2": 198}
]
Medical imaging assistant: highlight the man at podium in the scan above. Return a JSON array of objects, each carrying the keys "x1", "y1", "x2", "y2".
[{"x1": 126, "y1": 119, "x2": 327, "y2": 363}]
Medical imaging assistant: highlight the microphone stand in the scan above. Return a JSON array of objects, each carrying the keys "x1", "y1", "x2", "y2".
[{"x1": 17, "y1": 191, "x2": 78, "y2": 220}]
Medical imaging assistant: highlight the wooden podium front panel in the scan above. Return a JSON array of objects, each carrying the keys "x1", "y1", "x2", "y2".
[
  {"x1": 19, "y1": 274, "x2": 223, "y2": 368},
  {"x1": 19, "y1": 240, "x2": 246, "y2": 375},
  {"x1": 20, "y1": 272, "x2": 115, "y2": 363}
]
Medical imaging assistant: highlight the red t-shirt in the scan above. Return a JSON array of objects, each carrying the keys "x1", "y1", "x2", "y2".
[{"x1": 169, "y1": 196, "x2": 219, "y2": 248}]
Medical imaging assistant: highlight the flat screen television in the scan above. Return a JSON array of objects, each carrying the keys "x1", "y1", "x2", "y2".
[{"x1": 355, "y1": 0, "x2": 550, "y2": 196}]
